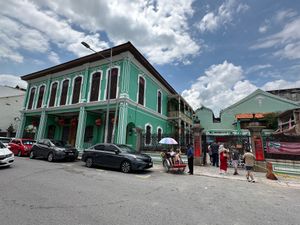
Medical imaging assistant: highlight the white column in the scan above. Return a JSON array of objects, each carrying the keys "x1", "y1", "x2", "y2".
[
  {"x1": 16, "y1": 113, "x2": 26, "y2": 138},
  {"x1": 116, "y1": 101, "x2": 128, "y2": 144},
  {"x1": 36, "y1": 111, "x2": 47, "y2": 141},
  {"x1": 75, "y1": 107, "x2": 87, "y2": 151}
]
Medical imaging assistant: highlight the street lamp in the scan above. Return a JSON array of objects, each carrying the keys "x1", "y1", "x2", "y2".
[{"x1": 81, "y1": 41, "x2": 113, "y2": 143}]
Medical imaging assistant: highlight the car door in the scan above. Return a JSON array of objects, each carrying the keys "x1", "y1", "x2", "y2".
[
  {"x1": 42, "y1": 140, "x2": 52, "y2": 158},
  {"x1": 103, "y1": 145, "x2": 123, "y2": 168},
  {"x1": 93, "y1": 144, "x2": 106, "y2": 165}
]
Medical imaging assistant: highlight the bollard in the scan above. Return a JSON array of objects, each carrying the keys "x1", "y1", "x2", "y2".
[{"x1": 266, "y1": 162, "x2": 278, "y2": 180}]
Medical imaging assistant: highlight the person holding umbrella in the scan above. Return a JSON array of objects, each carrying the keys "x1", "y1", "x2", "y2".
[{"x1": 187, "y1": 144, "x2": 194, "y2": 175}]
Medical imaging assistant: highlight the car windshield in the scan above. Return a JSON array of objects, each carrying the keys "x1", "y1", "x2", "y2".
[
  {"x1": 50, "y1": 140, "x2": 68, "y2": 147},
  {"x1": 0, "y1": 142, "x2": 5, "y2": 148},
  {"x1": 0, "y1": 138, "x2": 10, "y2": 143},
  {"x1": 117, "y1": 145, "x2": 136, "y2": 153},
  {"x1": 23, "y1": 140, "x2": 36, "y2": 145}
]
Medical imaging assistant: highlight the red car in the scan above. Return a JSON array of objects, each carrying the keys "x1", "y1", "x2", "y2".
[{"x1": 8, "y1": 139, "x2": 36, "y2": 156}]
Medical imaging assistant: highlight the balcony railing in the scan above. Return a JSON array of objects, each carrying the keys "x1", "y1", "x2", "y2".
[{"x1": 168, "y1": 111, "x2": 193, "y2": 124}]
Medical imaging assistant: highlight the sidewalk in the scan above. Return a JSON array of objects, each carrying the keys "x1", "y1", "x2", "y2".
[{"x1": 152, "y1": 162, "x2": 300, "y2": 188}]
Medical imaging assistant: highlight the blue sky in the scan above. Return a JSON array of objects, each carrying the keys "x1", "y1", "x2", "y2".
[{"x1": 1, "y1": 0, "x2": 300, "y2": 115}]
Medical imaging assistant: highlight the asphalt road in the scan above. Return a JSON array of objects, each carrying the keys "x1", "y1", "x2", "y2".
[{"x1": 0, "y1": 157, "x2": 299, "y2": 225}]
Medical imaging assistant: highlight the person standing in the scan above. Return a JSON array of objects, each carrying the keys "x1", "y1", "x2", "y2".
[
  {"x1": 219, "y1": 144, "x2": 229, "y2": 174},
  {"x1": 187, "y1": 144, "x2": 194, "y2": 175},
  {"x1": 210, "y1": 142, "x2": 219, "y2": 167},
  {"x1": 243, "y1": 149, "x2": 256, "y2": 182},
  {"x1": 232, "y1": 147, "x2": 240, "y2": 175}
]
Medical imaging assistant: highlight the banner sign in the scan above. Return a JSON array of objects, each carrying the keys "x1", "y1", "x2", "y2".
[{"x1": 266, "y1": 141, "x2": 300, "y2": 155}]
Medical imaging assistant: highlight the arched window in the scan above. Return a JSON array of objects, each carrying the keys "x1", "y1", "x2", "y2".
[
  {"x1": 49, "y1": 82, "x2": 58, "y2": 107},
  {"x1": 157, "y1": 127, "x2": 162, "y2": 142},
  {"x1": 27, "y1": 87, "x2": 36, "y2": 110},
  {"x1": 60, "y1": 79, "x2": 69, "y2": 106},
  {"x1": 37, "y1": 85, "x2": 45, "y2": 108},
  {"x1": 145, "y1": 125, "x2": 151, "y2": 145},
  {"x1": 72, "y1": 76, "x2": 82, "y2": 104},
  {"x1": 90, "y1": 72, "x2": 101, "y2": 102},
  {"x1": 157, "y1": 90, "x2": 162, "y2": 113},
  {"x1": 106, "y1": 68, "x2": 118, "y2": 100},
  {"x1": 138, "y1": 76, "x2": 145, "y2": 105}
]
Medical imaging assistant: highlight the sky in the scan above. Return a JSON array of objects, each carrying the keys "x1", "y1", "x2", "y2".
[{"x1": 1, "y1": 0, "x2": 300, "y2": 116}]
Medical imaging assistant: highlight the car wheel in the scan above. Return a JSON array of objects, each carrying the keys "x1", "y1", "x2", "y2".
[
  {"x1": 120, "y1": 160, "x2": 131, "y2": 173},
  {"x1": 85, "y1": 158, "x2": 93, "y2": 168},
  {"x1": 47, "y1": 152, "x2": 54, "y2": 162},
  {"x1": 29, "y1": 151, "x2": 35, "y2": 159},
  {"x1": 18, "y1": 151, "x2": 22, "y2": 157}
]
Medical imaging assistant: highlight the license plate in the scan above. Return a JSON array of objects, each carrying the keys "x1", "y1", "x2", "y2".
[
  {"x1": 68, "y1": 153, "x2": 74, "y2": 155},
  {"x1": 149, "y1": 162, "x2": 152, "y2": 166}
]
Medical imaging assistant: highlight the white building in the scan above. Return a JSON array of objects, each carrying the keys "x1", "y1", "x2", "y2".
[{"x1": 0, "y1": 86, "x2": 26, "y2": 137}]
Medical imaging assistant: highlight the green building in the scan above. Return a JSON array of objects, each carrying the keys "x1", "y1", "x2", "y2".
[
  {"x1": 16, "y1": 42, "x2": 193, "y2": 151},
  {"x1": 196, "y1": 89, "x2": 300, "y2": 146}
]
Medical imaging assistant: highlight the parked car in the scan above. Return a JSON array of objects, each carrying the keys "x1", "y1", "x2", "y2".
[
  {"x1": 0, "y1": 141, "x2": 14, "y2": 167},
  {"x1": 8, "y1": 138, "x2": 36, "y2": 156},
  {"x1": 30, "y1": 139, "x2": 78, "y2": 162},
  {"x1": 81, "y1": 143, "x2": 153, "y2": 173},
  {"x1": 0, "y1": 137, "x2": 12, "y2": 147}
]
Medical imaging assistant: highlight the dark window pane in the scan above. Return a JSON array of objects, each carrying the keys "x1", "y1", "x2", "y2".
[
  {"x1": 84, "y1": 126, "x2": 94, "y2": 142},
  {"x1": 138, "y1": 77, "x2": 145, "y2": 105},
  {"x1": 72, "y1": 77, "x2": 82, "y2": 104},
  {"x1": 158, "y1": 128, "x2": 162, "y2": 141},
  {"x1": 60, "y1": 80, "x2": 69, "y2": 106},
  {"x1": 90, "y1": 72, "x2": 101, "y2": 102},
  {"x1": 146, "y1": 125, "x2": 151, "y2": 145},
  {"x1": 94, "y1": 145, "x2": 105, "y2": 150},
  {"x1": 49, "y1": 83, "x2": 57, "y2": 107},
  {"x1": 37, "y1": 86, "x2": 45, "y2": 108},
  {"x1": 158, "y1": 91, "x2": 162, "y2": 113},
  {"x1": 106, "y1": 68, "x2": 118, "y2": 100},
  {"x1": 27, "y1": 88, "x2": 36, "y2": 109}
]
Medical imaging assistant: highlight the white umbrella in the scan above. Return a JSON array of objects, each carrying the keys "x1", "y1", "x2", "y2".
[{"x1": 159, "y1": 137, "x2": 178, "y2": 145}]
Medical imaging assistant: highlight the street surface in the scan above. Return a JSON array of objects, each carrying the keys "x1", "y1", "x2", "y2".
[{"x1": 1, "y1": 157, "x2": 299, "y2": 225}]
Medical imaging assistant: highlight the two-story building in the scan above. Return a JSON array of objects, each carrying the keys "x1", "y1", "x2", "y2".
[{"x1": 16, "y1": 42, "x2": 194, "y2": 151}]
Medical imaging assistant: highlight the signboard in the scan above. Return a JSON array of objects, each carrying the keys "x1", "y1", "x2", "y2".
[{"x1": 266, "y1": 141, "x2": 300, "y2": 155}]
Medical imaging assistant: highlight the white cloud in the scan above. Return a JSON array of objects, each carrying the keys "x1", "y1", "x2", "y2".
[
  {"x1": 275, "y1": 9, "x2": 297, "y2": 23},
  {"x1": 0, "y1": 0, "x2": 199, "y2": 65},
  {"x1": 0, "y1": 74, "x2": 27, "y2": 89},
  {"x1": 198, "y1": 0, "x2": 249, "y2": 33},
  {"x1": 245, "y1": 64, "x2": 272, "y2": 74},
  {"x1": 252, "y1": 16, "x2": 300, "y2": 60},
  {"x1": 182, "y1": 61, "x2": 300, "y2": 116},
  {"x1": 261, "y1": 79, "x2": 300, "y2": 91},
  {"x1": 259, "y1": 25, "x2": 268, "y2": 33},
  {"x1": 48, "y1": 51, "x2": 60, "y2": 64},
  {"x1": 182, "y1": 61, "x2": 257, "y2": 115}
]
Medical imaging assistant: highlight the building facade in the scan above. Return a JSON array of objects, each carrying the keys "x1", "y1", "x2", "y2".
[
  {"x1": 16, "y1": 42, "x2": 193, "y2": 151},
  {"x1": 0, "y1": 86, "x2": 26, "y2": 137}
]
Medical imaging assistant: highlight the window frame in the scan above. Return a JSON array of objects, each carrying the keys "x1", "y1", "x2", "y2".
[
  {"x1": 157, "y1": 127, "x2": 163, "y2": 142},
  {"x1": 88, "y1": 70, "x2": 102, "y2": 102},
  {"x1": 71, "y1": 75, "x2": 83, "y2": 104},
  {"x1": 105, "y1": 66, "x2": 120, "y2": 101},
  {"x1": 27, "y1": 86, "x2": 37, "y2": 110},
  {"x1": 48, "y1": 81, "x2": 59, "y2": 107},
  {"x1": 137, "y1": 75, "x2": 146, "y2": 106},
  {"x1": 59, "y1": 78, "x2": 71, "y2": 106},
  {"x1": 157, "y1": 89, "x2": 162, "y2": 114},
  {"x1": 145, "y1": 123, "x2": 152, "y2": 145}
]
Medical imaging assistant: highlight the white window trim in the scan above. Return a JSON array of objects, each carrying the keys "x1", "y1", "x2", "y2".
[
  {"x1": 104, "y1": 66, "x2": 121, "y2": 100},
  {"x1": 48, "y1": 81, "x2": 59, "y2": 107},
  {"x1": 70, "y1": 75, "x2": 84, "y2": 104},
  {"x1": 59, "y1": 78, "x2": 71, "y2": 106},
  {"x1": 144, "y1": 123, "x2": 152, "y2": 145},
  {"x1": 137, "y1": 74, "x2": 146, "y2": 106},
  {"x1": 88, "y1": 70, "x2": 103, "y2": 102},
  {"x1": 157, "y1": 89, "x2": 162, "y2": 114},
  {"x1": 157, "y1": 126, "x2": 163, "y2": 134},
  {"x1": 26, "y1": 86, "x2": 37, "y2": 110},
  {"x1": 36, "y1": 84, "x2": 46, "y2": 109}
]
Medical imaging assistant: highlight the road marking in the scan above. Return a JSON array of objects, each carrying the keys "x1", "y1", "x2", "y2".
[{"x1": 135, "y1": 175, "x2": 151, "y2": 179}]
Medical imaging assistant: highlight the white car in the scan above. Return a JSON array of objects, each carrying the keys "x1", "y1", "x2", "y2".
[{"x1": 0, "y1": 141, "x2": 14, "y2": 167}]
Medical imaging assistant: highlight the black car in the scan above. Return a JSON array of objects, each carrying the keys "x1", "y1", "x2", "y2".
[
  {"x1": 30, "y1": 139, "x2": 78, "y2": 162},
  {"x1": 81, "y1": 143, "x2": 153, "y2": 173}
]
